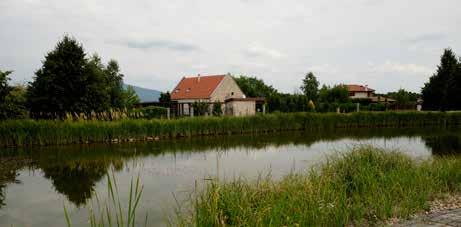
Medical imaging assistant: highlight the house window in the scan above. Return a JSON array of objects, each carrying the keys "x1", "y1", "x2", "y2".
[
  {"x1": 186, "y1": 88, "x2": 191, "y2": 93},
  {"x1": 231, "y1": 92, "x2": 234, "y2": 96}
]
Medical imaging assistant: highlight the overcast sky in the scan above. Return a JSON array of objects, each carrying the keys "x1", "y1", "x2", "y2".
[{"x1": 1, "y1": 0, "x2": 460, "y2": 93}]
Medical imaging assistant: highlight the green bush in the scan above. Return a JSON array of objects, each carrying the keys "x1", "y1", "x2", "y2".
[{"x1": 132, "y1": 106, "x2": 168, "y2": 119}]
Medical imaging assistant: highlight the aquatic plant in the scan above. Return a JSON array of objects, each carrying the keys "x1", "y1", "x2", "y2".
[
  {"x1": 1, "y1": 111, "x2": 461, "y2": 147},
  {"x1": 64, "y1": 172, "x2": 146, "y2": 227},
  {"x1": 176, "y1": 146, "x2": 461, "y2": 226}
]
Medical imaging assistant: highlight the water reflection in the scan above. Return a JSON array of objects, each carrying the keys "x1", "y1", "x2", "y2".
[
  {"x1": 41, "y1": 160, "x2": 122, "y2": 206},
  {"x1": 0, "y1": 157, "x2": 31, "y2": 208},
  {"x1": 0, "y1": 128, "x2": 459, "y2": 213},
  {"x1": 424, "y1": 135, "x2": 461, "y2": 156}
]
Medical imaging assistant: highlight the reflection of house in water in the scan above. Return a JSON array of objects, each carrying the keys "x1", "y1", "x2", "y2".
[{"x1": 171, "y1": 74, "x2": 265, "y2": 116}]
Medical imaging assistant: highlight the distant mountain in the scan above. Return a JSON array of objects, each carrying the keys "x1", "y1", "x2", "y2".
[{"x1": 123, "y1": 84, "x2": 161, "y2": 102}]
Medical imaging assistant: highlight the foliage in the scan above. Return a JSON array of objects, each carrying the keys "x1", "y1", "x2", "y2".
[
  {"x1": 133, "y1": 106, "x2": 168, "y2": 119},
  {"x1": 1, "y1": 112, "x2": 461, "y2": 147},
  {"x1": 191, "y1": 101, "x2": 209, "y2": 116},
  {"x1": 105, "y1": 60, "x2": 126, "y2": 109},
  {"x1": 26, "y1": 35, "x2": 138, "y2": 119},
  {"x1": 422, "y1": 48, "x2": 461, "y2": 110},
  {"x1": 0, "y1": 70, "x2": 12, "y2": 103},
  {"x1": 266, "y1": 93, "x2": 310, "y2": 112},
  {"x1": 181, "y1": 147, "x2": 461, "y2": 226},
  {"x1": 1, "y1": 85, "x2": 28, "y2": 119},
  {"x1": 27, "y1": 35, "x2": 89, "y2": 117},
  {"x1": 233, "y1": 75, "x2": 277, "y2": 98},
  {"x1": 0, "y1": 71, "x2": 28, "y2": 119},
  {"x1": 319, "y1": 84, "x2": 350, "y2": 104},
  {"x1": 300, "y1": 72, "x2": 319, "y2": 102},
  {"x1": 212, "y1": 101, "x2": 223, "y2": 116},
  {"x1": 122, "y1": 86, "x2": 140, "y2": 109},
  {"x1": 64, "y1": 173, "x2": 146, "y2": 227},
  {"x1": 159, "y1": 91, "x2": 171, "y2": 106},
  {"x1": 387, "y1": 89, "x2": 419, "y2": 104}
]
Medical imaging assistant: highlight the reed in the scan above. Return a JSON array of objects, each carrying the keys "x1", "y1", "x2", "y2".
[
  {"x1": 176, "y1": 146, "x2": 461, "y2": 226},
  {"x1": 64, "y1": 172, "x2": 146, "y2": 227},
  {"x1": 1, "y1": 111, "x2": 461, "y2": 147}
]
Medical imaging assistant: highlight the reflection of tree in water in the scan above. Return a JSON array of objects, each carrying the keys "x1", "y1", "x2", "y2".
[
  {"x1": 423, "y1": 135, "x2": 461, "y2": 156},
  {"x1": 41, "y1": 159, "x2": 123, "y2": 207},
  {"x1": 0, "y1": 157, "x2": 32, "y2": 208}
]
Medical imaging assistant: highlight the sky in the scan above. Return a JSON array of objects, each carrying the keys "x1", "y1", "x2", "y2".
[{"x1": 1, "y1": 0, "x2": 460, "y2": 93}]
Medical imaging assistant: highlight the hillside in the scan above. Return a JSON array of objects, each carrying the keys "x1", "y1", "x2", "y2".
[{"x1": 123, "y1": 84, "x2": 161, "y2": 102}]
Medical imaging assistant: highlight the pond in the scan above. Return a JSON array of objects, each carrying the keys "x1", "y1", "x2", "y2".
[{"x1": 0, "y1": 128, "x2": 460, "y2": 226}]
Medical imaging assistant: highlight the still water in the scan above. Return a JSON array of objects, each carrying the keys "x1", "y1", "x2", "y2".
[{"x1": 1, "y1": 128, "x2": 460, "y2": 226}]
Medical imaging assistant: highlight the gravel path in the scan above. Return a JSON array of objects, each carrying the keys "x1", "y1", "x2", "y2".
[
  {"x1": 397, "y1": 208, "x2": 461, "y2": 226},
  {"x1": 394, "y1": 194, "x2": 461, "y2": 227}
]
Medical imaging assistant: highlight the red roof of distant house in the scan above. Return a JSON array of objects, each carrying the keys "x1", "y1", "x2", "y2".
[
  {"x1": 171, "y1": 75, "x2": 226, "y2": 100},
  {"x1": 345, "y1": 84, "x2": 375, "y2": 92}
]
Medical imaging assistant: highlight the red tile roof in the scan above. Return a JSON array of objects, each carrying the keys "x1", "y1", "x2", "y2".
[
  {"x1": 345, "y1": 84, "x2": 375, "y2": 92},
  {"x1": 171, "y1": 75, "x2": 226, "y2": 100}
]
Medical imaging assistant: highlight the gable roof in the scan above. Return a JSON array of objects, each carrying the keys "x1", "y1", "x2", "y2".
[
  {"x1": 345, "y1": 84, "x2": 375, "y2": 92},
  {"x1": 171, "y1": 75, "x2": 226, "y2": 100}
]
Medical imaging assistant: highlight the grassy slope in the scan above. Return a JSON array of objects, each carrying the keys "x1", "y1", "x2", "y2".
[
  {"x1": 1, "y1": 111, "x2": 461, "y2": 147},
  {"x1": 177, "y1": 147, "x2": 461, "y2": 226}
]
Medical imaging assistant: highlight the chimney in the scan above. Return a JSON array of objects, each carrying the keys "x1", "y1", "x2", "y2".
[{"x1": 197, "y1": 74, "x2": 201, "y2": 83}]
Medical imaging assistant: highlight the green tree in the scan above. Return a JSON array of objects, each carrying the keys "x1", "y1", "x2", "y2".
[
  {"x1": 233, "y1": 75, "x2": 277, "y2": 98},
  {"x1": 159, "y1": 91, "x2": 171, "y2": 107},
  {"x1": 422, "y1": 48, "x2": 459, "y2": 110},
  {"x1": 319, "y1": 85, "x2": 349, "y2": 104},
  {"x1": 27, "y1": 35, "x2": 89, "y2": 117},
  {"x1": 390, "y1": 89, "x2": 411, "y2": 106},
  {"x1": 212, "y1": 101, "x2": 223, "y2": 116},
  {"x1": 300, "y1": 72, "x2": 319, "y2": 102},
  {"x1": 0, "y1": 70, "x2": 12, "y2": 104},
  {"x1": 27, "y1": 35, "x2": 132, "y2": 118},
  {"x1": 0, "y1": 71, "x2": 28, "y2": 119},
  {"x1": 104, "y1": 60, "x2": 125, "y2": 108},
  {"x1": 2, "y1": 85, "x2": 28, "y2": 119},
  {"x1": 122, "y1": 86, "x2": 140, "y2": 109},
  {"x1": 82, "y1": 54, "x2": 111, "y2": 112},
  {"x1": 192, "y1": 101, "x2": 209, "y2": 116}
]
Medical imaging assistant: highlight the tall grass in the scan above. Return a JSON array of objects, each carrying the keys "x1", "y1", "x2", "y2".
[
  {"x1": 175, "y1": 146, "x2": 461, "y2": 226},
  {"x1": 64, "y1": 172, "x2": 146, "y2": 227},
  {"x1": 2, "y1": 111, "x2": 461, "y2": 147}
]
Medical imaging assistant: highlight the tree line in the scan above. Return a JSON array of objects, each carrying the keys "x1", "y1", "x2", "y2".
[
  {"x1": 234, "y1": 73, "x2": 424, "y2": 113},
  {"x1": 1, "y1": 39, "x2": 458, "y2": 120},
  {"x1": 0, "y1": 36, "x2": 140, "y2": 120},
  {"x1": 235, "y1": 48, "x2": 461, "y2": 113}
]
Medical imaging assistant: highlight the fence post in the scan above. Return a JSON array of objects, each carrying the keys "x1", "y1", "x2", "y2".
[
  {"x1": 167, "y1": 108, "x2": 170, "y2": 120},
  {"x1": 262, "y1": 104, "x2": 266, "y2": 114},
  {"x1": 356, "y1": 103, "x2": 360, "y2": 112}
]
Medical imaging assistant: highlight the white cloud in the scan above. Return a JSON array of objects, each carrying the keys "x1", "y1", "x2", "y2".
[
  {"x1": 1, "y1": 0, "x2": 460, "y2": 93},
  {"x1": 244, "y1": 43, "x2": 285, "y2": 59},
  {"x1": 370, "y1": 61, "x2": 433, "y2": 75}
]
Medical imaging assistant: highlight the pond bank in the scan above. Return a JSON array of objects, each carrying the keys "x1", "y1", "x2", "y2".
[
  {"x1": 1, "y1": 111, "x2": 461, "y2": 147},
  {"x1": 174, "y1": 146, "x2": 461, "y2": 226}
]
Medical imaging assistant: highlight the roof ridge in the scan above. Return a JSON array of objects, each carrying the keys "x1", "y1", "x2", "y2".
[{"x1": 184, "y1": 74, "x2": 226, "y2": 78}]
